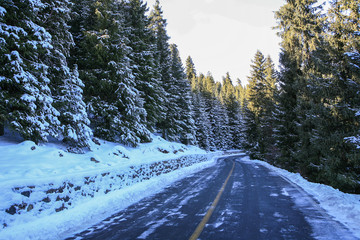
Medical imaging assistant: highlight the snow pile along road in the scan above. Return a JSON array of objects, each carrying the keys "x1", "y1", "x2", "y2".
[{"x1": 0, "y1": 134, "x2": 219, "y2": 239}]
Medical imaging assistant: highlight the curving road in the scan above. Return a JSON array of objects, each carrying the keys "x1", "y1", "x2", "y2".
[{"x1": 66, "y1": 155, "x2": 356, "y2": 240}]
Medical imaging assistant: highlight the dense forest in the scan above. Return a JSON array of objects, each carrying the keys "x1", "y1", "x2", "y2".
[{"x1": 0, "y1": 0, "x2": 359, "y2": 193}]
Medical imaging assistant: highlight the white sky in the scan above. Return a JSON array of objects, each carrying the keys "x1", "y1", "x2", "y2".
[{"x1": 145, "y1": 0, "x2": 285, "y2": 85}]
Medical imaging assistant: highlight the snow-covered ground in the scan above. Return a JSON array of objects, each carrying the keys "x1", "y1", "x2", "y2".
[
  {"x1": 0, "y1": 134, "x2": 207, "y2": 184},
  {"x1": 0, "y1": 133, "x2": 218, "y2": 239},
  {"x1": 241, "y1": 156, "x2": 360, "y2": 239}
]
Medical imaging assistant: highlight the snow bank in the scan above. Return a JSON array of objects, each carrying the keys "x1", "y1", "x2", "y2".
[
  {"x1": 0, "y1": 159, "x2": 217, "y2": 240},
  {"x1": 0, "y1": 134, "x2": 206, "y2": 184},
  {"x1": 0, "y1": 134, "x2": 219, "y2": 239},
  {"x1": 241, "y1": 156, "x2": 360, "y2": 239}
]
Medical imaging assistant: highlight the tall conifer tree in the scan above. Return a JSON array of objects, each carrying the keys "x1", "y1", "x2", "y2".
[
  {"x1": 70, "y1": 0, "x2": 150, "y2": 146},
  {"x1": 220, "y1": 73, "x2": 242, "y2": 149},
  {"x1": 274, "y1": 0, "x2": 323, "y2": 170},
  {"x1": 185, "y1": 56, "x2": 197, "y2": 84},
  {"x1": 245, "y1": 51, "x2": 267, "y2": 157},
  {"x1": 0, "y1": 0, "x2": 60, "y2": 143},
  {"x1": 170, "y1": 44, "x2": 196, "y2": 144},
  {"x1": 311, "y1": 0, "x2": 360, "y2": 191},
  {"x1": 201, "y1": 73, "x2": 226, "y2": 150},
  {"x1": 262, "y1": 56, "x2": 277, "y2": 160},
  {"x1": 191, "y1": 74, "x2": 212, "y2": 150},
  {"x1": 40, "y1": 0, "x2": 93, "y2": 149},
  {"x1": 122, "y1": 0, "x2": 165, "y2": 133},
  {"x1": 149, "y1": 0, "x2": 177, "y2": 141}
]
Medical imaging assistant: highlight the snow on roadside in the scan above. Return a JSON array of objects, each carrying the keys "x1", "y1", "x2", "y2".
[
  {"x1": 0, "y1": 159, "x2": 217, "y2": 240},
  {"x1": 240, "y1": 156, "x2": 360, "y2": 239},
  {"x1": 0, "y1": 134, "x2": 219, "y2": 239},
  {"x1": 0, "y1": 134, "x2": 206, "y2": 184}
]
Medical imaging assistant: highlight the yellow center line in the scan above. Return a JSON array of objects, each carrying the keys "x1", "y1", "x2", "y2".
[{"x1": 189, "y1": 161, "x2": 235, "y2": 240}]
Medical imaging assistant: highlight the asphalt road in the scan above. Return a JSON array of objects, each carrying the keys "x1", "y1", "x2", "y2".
[{"x1": 66, "y1": 155, "x2": 355, "y2": 240}]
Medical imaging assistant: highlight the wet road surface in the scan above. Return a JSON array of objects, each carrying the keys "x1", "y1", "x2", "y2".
[{"x1": 66, "y1": 155, "x2": 355, "y2": 240}]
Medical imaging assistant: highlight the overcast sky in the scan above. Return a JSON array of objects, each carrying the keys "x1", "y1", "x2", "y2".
[{"x1": 145, "y1": 0, "x2": 285, "y2": 85}]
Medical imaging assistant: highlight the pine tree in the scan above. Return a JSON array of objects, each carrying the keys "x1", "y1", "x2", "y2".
[
  {"x1": 0, "y1": 4, "x2": 7, "y2": 136},
  {"x1": 225, "y1": 93, "x2": 243, "y2": 149},
  {"x1": 0, "y1": 0, "x2": 60, "y2": 144},
  {"x1": 219, "y1": 73, "x2": 234, "y2": 103},
  {"x1": 329, "y1": 0, "x2": 360, "y2": 154},
  {"x1": 149, "y1": 0, "x2": 177, "y2": 141},
  {"x1": 0, "y1": 100, "x2": 4, "y2": 135},
  {"x1": 56, "y1": 66, "x2": 93, "y2": 149},
  {"x1": 262, "y1": 56, "x2": 277, "y2": 160},
  {"x1": 245, "y1": 51, "x2": 267, "y2": 158},
  {"x1": 220, "y1": 73, "x2": 242, "y2": 149},
  {"x1": 274, "y1": 0, "x2": 323, "y2": 170},
  {"x1": 264, "y1": 56, "x2": 277, "y2": 104},
  {"x1": 201, "y1": 73, "x2": 225, "y2": 150},
  {"x1": 273, "y1": 52, "x2": 300, "y2": 169},
  {"x1": 235, "y1": 78, "x2": 247, "y2": 108},
  {"x1": 311, "y1": 0, "x2": 360, "y2": 192},
  {"x1": 242, "y1": 98, "x2": 259, "y2": 157},
  {"x1": 70, "y1": 0, "x2": 150, "y2": 146},
  {"x1": 191, "y1": 76, "x2": 212, "y2": 150},
  {"x1": 39, "y1": 0, "x2": 93, "y2": 149},
  {"x1": 185, "y1": 56, "x2": 197, "y2": 83},
  {"x1": 244, "y1": 51, "x2": 277, "y2": 158},
  {"x1": 246, "y1": 52, "x2": 266, "y2": 117},
  {"x1": 122, "y1": 0, "x2": 165, "y2": 133},
  {"x1": 170, "y1": 44, "x2": 196, "y2": 145}
]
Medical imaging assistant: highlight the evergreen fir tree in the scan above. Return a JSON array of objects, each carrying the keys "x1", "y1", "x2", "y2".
[
  {"x1": 70, "y1": 0, "x2": 150, "y2": 146},
  {"x1": 0, "y1": 99, "x2": 5, "y2": 136},
  {"x1": 311, "y1": 0, "x2": 360, "y2": 192},
  {"x1": 56, "y1": 66, "x2": 93, "y2": 149},
  {"x1": 0, "y1": 0, "x2": 60, "y2": 144},
  {"x1": 149, "y1": 0, "x2": 178, "y2": 141},
  {"x1": 242, "y1": 98, "x2": 259, "y2": 157},
  {"x1": 201, "y1": 73, "x2": 224, "y2": 150},
  {"x1": 246, "y1": 51, "x2": 267, "y2": 117},
  {"x1": 170, "y1": 44, "x2": 196, "y2": 145},
  {"x1": 185, "y1": 56, "x2": 197, "y2": 83},
  {"x1": 226, "y1": 93, "x2": 243, "y2": 149},
  {"x1": 220, "y1": 73, "x2": 242, "y2": 149},
  {"x1": 235, "y1": 78, "x2": 247, "y2": 108},
  {"x1": 122, "y1": 0, "x2": 165, "y2": 133},
  {"x1": 243, "y1": 51, "x2": 277, "y2": 158},
  {"x1": 191, "y1": 78, "x2": 212, "y2": 150},
  {"x1": 264, "y1": 56, "x2": 277, "y2": 103},
  {"x1": 274, "y1": 0, "x2": 323, "y2": 170},
  {"x1": 273, "y1": 51, "x2": 300, "y2": 169},
  {"x1": 0, "y1": 4, "x2": 7, "y2": 136},
  {"x1": 39, "y1": 0, "x2": 93, "y2": 149},
  {"x1": 262, "y1": 56, "x2": 277, "y2": 160},
  {"x1": 245, "y1": 51, "x2": 267, "y2": 158}
]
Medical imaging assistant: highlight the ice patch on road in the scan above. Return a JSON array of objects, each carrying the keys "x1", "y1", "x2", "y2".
[
  {"x1": 179, "y1": 194, "x2": 196, "y2": 206},
  {"x1": 178, "y1": 169, "x2": 219, "y2": 206},
  {"x1": 213, "y1": 221, "x2": 223, "y2": 228},
  {"x1": 273, "y1": 212, "x2": 284, "y2": 218},
  {"x1": 281, "y1": 188, "x2": 290, "y2": 196},
  {"x1": 138, "y1": 218, "x2": 167, "y2": 239},
  {"x1": 232, "y1": 181, "x2": 242, "y2": 189}
]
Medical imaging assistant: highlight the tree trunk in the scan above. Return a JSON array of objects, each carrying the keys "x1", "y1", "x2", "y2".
[
  {"x1": 162, "y1": 129, "x2": 167, "y2": 140},
  {"x1": 0, "y1": 123, "x2": 4, "y2": 136}
]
